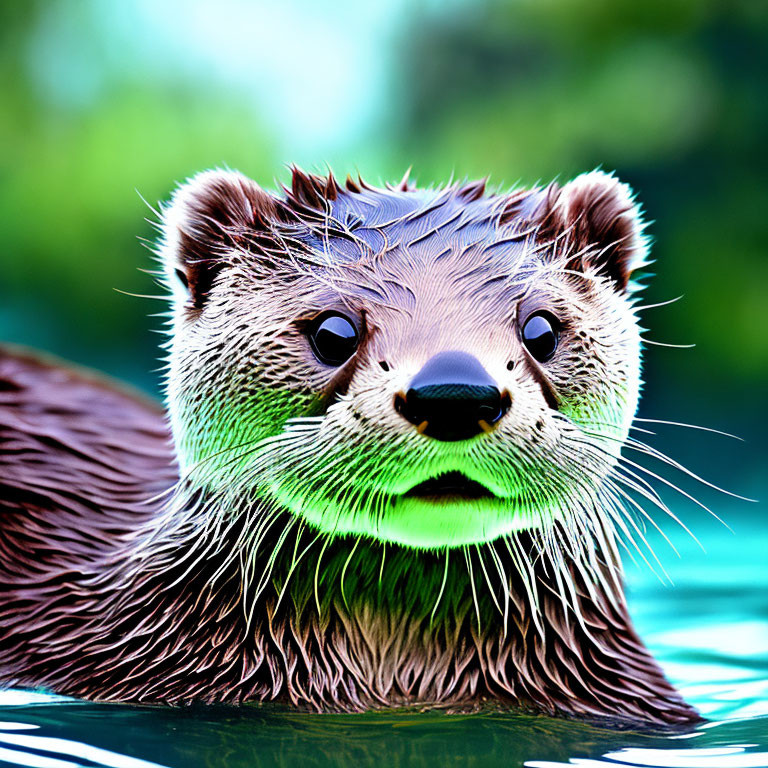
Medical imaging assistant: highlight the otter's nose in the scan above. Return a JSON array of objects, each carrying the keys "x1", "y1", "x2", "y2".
[{"x1": 394, "y1": 351, "x2": 510, "y2": 441}]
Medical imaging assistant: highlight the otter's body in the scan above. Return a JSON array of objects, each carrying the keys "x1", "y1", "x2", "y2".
[{"x1": 0, "y1": 169, "x2": 701, "y2": 726}]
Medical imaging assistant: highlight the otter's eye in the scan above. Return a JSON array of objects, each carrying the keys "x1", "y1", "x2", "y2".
[
  {"x1": 521, "y1": 312, "x2": 559, "y2": 363},
  {"x1": 308, "y1": 312, "x2": 359, "y2": 366}
]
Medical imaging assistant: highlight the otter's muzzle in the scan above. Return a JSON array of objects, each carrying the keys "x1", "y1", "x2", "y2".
[{"x1": 394, "y1": 351, "x2": 510, "y2": 441}]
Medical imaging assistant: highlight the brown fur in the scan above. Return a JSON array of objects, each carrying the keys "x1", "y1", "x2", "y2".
[{"x1": 0, "y1": 348, "x2": 694, "y2": 724}]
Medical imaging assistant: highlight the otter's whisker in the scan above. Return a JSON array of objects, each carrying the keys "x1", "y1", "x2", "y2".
[
  {"x1": 249, "y1": 516, "x2": 297, "y2": 625},
  {"x1": 463, "y1": 546, "x2": 482, "y2": 634},
  {"x1": 486, "y1": 543, "x2": 510, "y2": 637},
  {"x1": 475, "y1": 544, "x2": 504, "y2": 619},
  {"x1": 545, "y1": 523, "x2": 582, "y2": 630},
  {"x1": 606, "y1": 473, "x2": 684, "y2": 556},
  {"x1": 565, "y1": 424, "x2": 732, "y2": 551},
  {"x1": 313, "y1": 534, "x2": 332, "y2": 618},
  {"x1": 378, "y1": 542, "x2": 387, "y2": 591},
  {"x1": 274, "y1": 526, "x2": 322, "y2": 615},
  {"x1": 619, "y1": 450, "x2": 731, "y2": 531},
  {"x1": 624, "y1": 436, "x2": 752, "y2": 504},
  {"x1": 556, "y1": 507, "x2": 604, "y2": 609},
  {"x1": 502, "y1": 535, "x2": 544, "y2": 638},
  {"x1": 430, "y1": 548, "x2": 450, "y2": 629},
  {"x1": 579, "y1": 499, "x2": 624, "y2": 607},
  {"x1": 640, "y1": 338, "x2": 696, "y2": 349},
  {"x1": 339, "y1": 536, "x2": 362, "y2": 612},
  {"x1": 600, "y1": 481, "x2": 672, "y2": 583},
  {"x1": 632, "y1": 417, "x2": 742, "y2": 441},
  {"x1": 564, "y1": 429, "x2": 694, "y2": 552},
  {"x1": 632, "y1": 295, "x2": 684, "y2": 312},
  {"x1": 611, "y1": 464, "x2": 704, "y2": 552}
]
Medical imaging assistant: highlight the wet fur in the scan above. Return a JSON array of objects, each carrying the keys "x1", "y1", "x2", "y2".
[{"x1": 0, "y1": 170, "x2": 701, "y2": 726}]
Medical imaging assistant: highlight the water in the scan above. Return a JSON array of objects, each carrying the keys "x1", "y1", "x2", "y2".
[{"x1": 1, "y1": 516, "x2": 765, "y2": 768}]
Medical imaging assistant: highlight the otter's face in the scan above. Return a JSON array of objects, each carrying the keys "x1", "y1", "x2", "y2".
[{"x1": 162, "y1": 170, "x2": 648, "y2": 549}]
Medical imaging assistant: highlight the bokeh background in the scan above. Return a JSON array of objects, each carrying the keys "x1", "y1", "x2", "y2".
[{"x1": 1, "y1": 0, "x2": 765, "y2": 508}]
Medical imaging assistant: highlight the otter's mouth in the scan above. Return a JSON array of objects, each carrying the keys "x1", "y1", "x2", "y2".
[{"x1": 403, "y1": 471, "x2": 495, "y2": 501}]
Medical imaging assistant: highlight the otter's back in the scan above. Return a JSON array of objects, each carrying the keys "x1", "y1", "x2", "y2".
[{"x1": 0, "y1": 347, "x2": 177, "y2": 580}]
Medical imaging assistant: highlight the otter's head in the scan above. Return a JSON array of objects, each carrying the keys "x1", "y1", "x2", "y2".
[{"x1": 160, "y1": 169, "x2": 648, "y2": 549}]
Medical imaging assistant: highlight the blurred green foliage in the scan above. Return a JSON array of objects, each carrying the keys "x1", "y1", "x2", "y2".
[{"x1": 0, "y1": 0, "x2": 765, "y2": 488}]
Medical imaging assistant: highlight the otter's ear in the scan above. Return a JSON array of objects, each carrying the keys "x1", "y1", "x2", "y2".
[
  {"x1": 537, "y1": 170, "x2": 649, "y2": 291},
  {"x1": 161, "y1": 170, "x2": 280, "y2": 309}
]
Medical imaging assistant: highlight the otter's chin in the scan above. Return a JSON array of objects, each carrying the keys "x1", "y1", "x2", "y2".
[
  {"x1": 271, "y1": 473, "x2": 535, "y2": 549},
  {"x1": 377, "y1": 495, "x2": 532, "y2": 548}
]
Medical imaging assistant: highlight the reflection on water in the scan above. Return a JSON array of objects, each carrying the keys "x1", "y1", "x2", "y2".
[
  {"x1": 0, "y1": 703, "x2": 766, "y2": 768},
  {"x1": 0, "y1": 517, "x2": 765, "y2": 768},
  {"x1": 0, "y1": 718, "x2": 166, "y2": 768},
  {"x1": 529, "y1": 742, "x2": 768, "y2": 768}
]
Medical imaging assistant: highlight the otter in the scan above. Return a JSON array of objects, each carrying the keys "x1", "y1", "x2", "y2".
[{"x1": 0, "y1": 167, "x2": 701, "y2": 727}]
